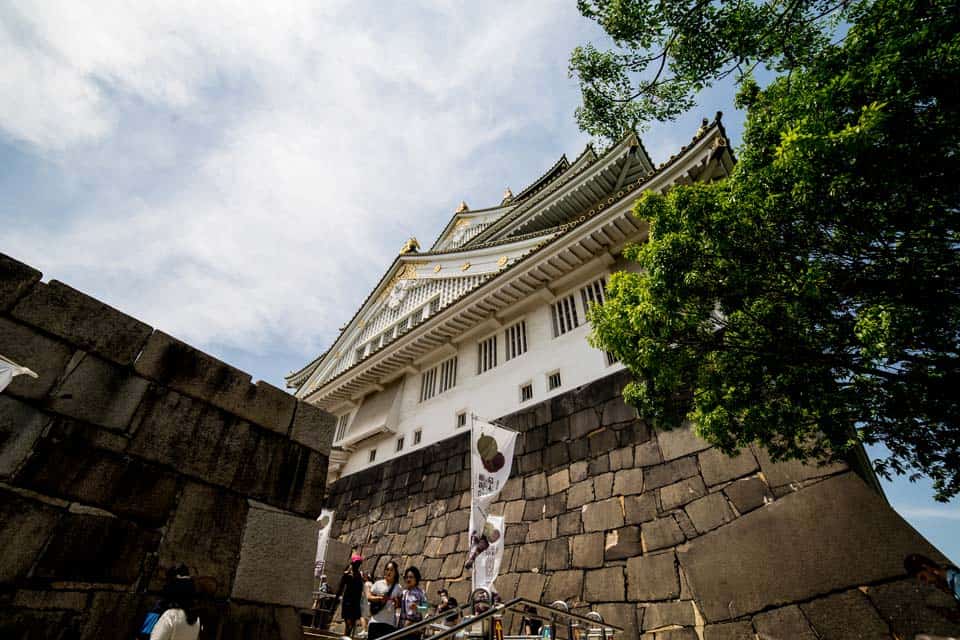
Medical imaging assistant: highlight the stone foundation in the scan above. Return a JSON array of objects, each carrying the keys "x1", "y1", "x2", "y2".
[
  {"x1": 326, "y1": 369, "x2": 959, "y2": 638},
  {"x1": 0, "y1": 253, "x2": 333, "y2": 639}
]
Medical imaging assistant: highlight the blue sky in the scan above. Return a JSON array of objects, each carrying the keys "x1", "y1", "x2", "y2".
[{"x1": 1, "y1": 1, "x2": 955, "y2": 563}]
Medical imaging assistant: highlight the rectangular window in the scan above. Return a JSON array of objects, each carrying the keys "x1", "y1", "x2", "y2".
[
  {"x1": 551, "y1": 294, "x2": 580, "y2": 337},
  {"x1": 369, "y1": 448, "x2": 377, "y2": 463},
  {"x1": 477, "y1": 334, "x2": 498, "y2": 374},
  {"x1": 397, "y1": 317, "x2": 409, "y2": 334},
  {"x1": 439, "y1": 356, "x2": 458, "y2": 393},
  {"x1": 580, "y1": 277, "x2": 607, "y2": 313},
  {"x1": 456, "y1": 411, "x2": 468, "y2": 429},
  {"x1": 520, "y1": 382, "x2": 533, "y2": 403},
  {"x1": 419, "y1": 366, "x2": 437, "y2": 402},
  {"x1": 396, "y1": 436, "x2": 405, "y2": 452},
  {"x1": 505, "y1": 320, "x2": 528, "y2": 361},
  {"x1": 606, "y1": 351, "x2": 619, "y2": 366},
  {"x1": 334, "y1": 413, "x2": 350, "y2": 441},
  {"x1": 411, "y1": 307, "x2": 424, "y2": 326},
  {"x1": 430, "y1": 297, "x2": 441, "y2": 315},
  {"x1": 548, "y1": 370, "x2": 562, "y2": 391},
  {"x1": 413, "y1": 429, "x2": 422, "y2": 445},
  {"x1": 355, "y1": 346, "x2": 366, "y2": 363}
]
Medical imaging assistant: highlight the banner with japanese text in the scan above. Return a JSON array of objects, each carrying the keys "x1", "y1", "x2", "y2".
[
  {"x1": 467, "y1": 419, "x2": 517, "y2": 592},
  {"x1": 314, "y1": 509, "x2": 335, "y2": 577}
]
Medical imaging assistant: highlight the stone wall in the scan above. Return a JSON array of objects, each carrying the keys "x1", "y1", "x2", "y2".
[
  {"x1": 0, "y1": 253, "x2": 334, "y2": 640},
  {"x1": 326, "y1": 370, "x2": 958, "y2": 638}
]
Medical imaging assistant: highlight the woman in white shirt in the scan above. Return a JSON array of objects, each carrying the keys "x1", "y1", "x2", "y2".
[
  {"x1": 150, "y1": 607, "x2": 200, "y2": 640},
  {"x1": 365, "y1": 561, "x2": 401, "y2": 640}
]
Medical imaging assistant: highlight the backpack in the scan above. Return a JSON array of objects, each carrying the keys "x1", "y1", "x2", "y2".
[{"x1": 137, "y1": 610, "x2": 161, "y2": 639}]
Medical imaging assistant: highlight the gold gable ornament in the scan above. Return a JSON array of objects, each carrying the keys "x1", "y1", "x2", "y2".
[
  {"x1": 399, "y1": 237, "x2": 421, "y2": 254},
  {"x1": 501, "y1": 187, "x2": 513, "y2": 205},
  {"x1": 455, "y1": 200, "x2": 470, "y2": 213}
]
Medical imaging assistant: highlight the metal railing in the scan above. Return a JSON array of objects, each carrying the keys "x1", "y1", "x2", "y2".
[{"x1": 374, "y1": 597, "x2": 622, "y2": 640}]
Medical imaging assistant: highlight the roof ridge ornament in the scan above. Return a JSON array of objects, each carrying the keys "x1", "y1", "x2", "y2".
[
  {"x1": 501, "y1": 187, "x2": 513, "y2": 205},
  {"x1": 400, "y1": 237, "x2": 420, "y2": 254},
  {"x1": 456, "y1": 200, "x2": 470, "y2": 213}
]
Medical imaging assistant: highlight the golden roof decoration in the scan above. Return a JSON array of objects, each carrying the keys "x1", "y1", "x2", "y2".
[
  {"x1": 455, "y1": 218, "x2": 471, "y2": 228},
  {"x1": 497, "y1": 256, "x2": 508, "y2": 267},
  {"x1": 455, "y1": 200, "x2": 470, "y2": 213},
  {"x1": 501, "y1": 187, "x2": 514, "y2": 205},
  {"x1": 461, "y1": 261, "x2": 471, "y2": 271},
  {"x1": 399, "y1": 237, "x2": 421, "y2": 254}
]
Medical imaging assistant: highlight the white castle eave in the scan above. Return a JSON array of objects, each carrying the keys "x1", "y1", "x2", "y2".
[{"x1": 295, "y1": 123, "x2": 732, "y2": 410}]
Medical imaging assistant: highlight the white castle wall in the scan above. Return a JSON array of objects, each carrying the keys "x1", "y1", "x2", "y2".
[{"x1": 339, "y1": 271, "x2": 623, "y2": 476}]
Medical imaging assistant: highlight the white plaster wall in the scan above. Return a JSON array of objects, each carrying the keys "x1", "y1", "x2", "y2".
[{"x1": 338, "y1": 275, "x2": 624, "y2": 476}]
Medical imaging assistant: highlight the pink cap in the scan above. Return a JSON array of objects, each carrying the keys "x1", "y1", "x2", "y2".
[{"x1": 351, "y1": 553, "x2": 363, "y2": 563}]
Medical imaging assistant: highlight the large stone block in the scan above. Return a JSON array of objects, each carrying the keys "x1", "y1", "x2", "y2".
[
  {"x1": 678, "y1": 472, "x2": 947, "y2": 622},
  {"x1": 567, "y1": 480, "x2": 595, "y2": 509},
  {"x1": 514, "y1": 542, "x2": 546, "y2": 571},
  {"x1": 601, "y1": 396, "x2": 636, "y2": 426},
  {"x1": 582, "y1": 497, "x2": 624, "y2": 532},
  {"x1": 626, "y1": 551, "x2": 679, "y2": 602},
  {"x1": 0, "y1": 395, "x2": 50, "y2": 478},
  {"x1": 584, "y1": 566, "x2": 625, "y2": 602},
  {"x1": 864, "y1": 578, "x2": 960, "y2": 639},
  {"x1": 525, "y1": 473, "x2": 548, "y2": 499},
  {"x1": 698, "y1": 448, "x2": 759, "y2": 487},
  {"x1": 641, "y1": 517, "x2": 685, "y2": 552},
  {"x1": 684, "y1": 492, "x2": 735, "y2": 534},
  {"x1": 558, "y1": 511, "x2": 583, "y2": 536},
  {"x1": 0, "y1": 317, "x2": 73, "y2": 400},
  {"x1": 547, "y1": 469, "x2": 570, "y2": 494},
  {"x1": 799, "y1": 589, "x2": 890, "y2": 640},
  {"x1": 593, "y1": 472, "x2": 614, "y2": 500},
  {"x1": 157, "y1": 483, "x2": 248, "y2": 597},
  {"x1": 613, "y1": 468, "x2": 644, "y2": 496},
  {"x1": 133, "y1": 330, "x2": 253, "y2": 414},
  {"x1": 572, "y1": 532, "x2": 604, "y2": 568},
  {"x1": 643, "y1": 457, "x2": 699, "y2": 491},
  {"x1": 641, "y1": 601, "x2": 696, "y2": 631},
  {"x1": 570, "y1": 408, "x2": 601, "y2": 439},
  {"x1": 12, "y1": 280, "x2": 152, "y2": 366},
  {"x1": 80, "y1": 591, "x2": 142, "y2": 640},
  {"x1": 48, "y1": 353, "x2": 150, "y2": 431},
  {"x1": 604, "y1": 526, "x2": 641, "y2": 561},
  {"x1": 624, "y1": 493, "x2": 658, "y2": 525},
  {"x1": 655, "y1": 423, "x2": 710, "y2": 461},
  {"x1": 232, "y1": 502, "x2": 319, "y2": 608},
  {"x1": 702, "y1": 621, "x2": 754, "y2": 640},
  {"x1": 0, "y1": 608, "x2": 79, "y2": 640},
  {"x1": 544, "y1": 570, "x2": 583, "y2": 603},
  {"x1": 289, "y1": 401, "x2": 334, "y2": 456},
  {"x1": 593, "y1": 602, "x2": 641, "y2": 640},
  {"x1": 751, "y1": 445, "x2": 846, "y2": 489},
  {"x1": 752, "y1": 605, "x2": 817, "y2": 639},
  {"x1": 527, "y1": 518, "x2": 557, "y2": 542},
  {"x1": 588, "y1": 429, "x2": 618, "y2": 457},
  {"x1": 545, "y1": 537, "x2": 570, "y2": 571},
  {"x1": 16, "y1": 420, "x2": 178, "y2": 526},
  {"x1": 0, "y1": 489, "x2": 62, "y2": 584},
  {"x1": 33, "y1": 512, "x2": 160, "y2": 584},
  {"x1": 0, "y1": 253, "x2": 41, "y2": 311},
  {"x1": 723, "y1": 476, "x2": 772, "y2": 514},
  {"x1": 517, "y1": 572, "x2": 548, "y2": 602},
  {"x1": 659, "y1": 476, "x2": 706, "y2": 511}
]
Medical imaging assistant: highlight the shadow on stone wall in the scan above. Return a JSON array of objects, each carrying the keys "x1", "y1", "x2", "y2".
[
  {"x1": 0, "y1": 253, "x2": 334, "y2": 640},
  {"x1": 327, "y1": 370, "x2": 959, "y2": 638}
]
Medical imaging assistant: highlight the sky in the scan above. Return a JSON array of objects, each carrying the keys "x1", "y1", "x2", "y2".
[{"x1": 1, "y1": 0, "x2": 955, "y2": 563}]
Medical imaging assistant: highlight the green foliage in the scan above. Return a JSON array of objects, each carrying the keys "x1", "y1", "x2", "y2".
[
  {"x1": 588, "y1": 0, "x2": 960, "y2": 499},
  {"x1": 571, "y1": 0, "x2": 850, "y2": 139}
]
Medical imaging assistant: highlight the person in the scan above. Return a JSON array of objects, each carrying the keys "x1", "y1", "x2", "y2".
[
  {"x1": 319, "y1": 575, "x2": 331, "y2": 594},
  {"x1": 337, "y1": 553, "x2": 366, "y2": 637},
  {"x1": 360, "y1": 571, "x2": 374, "y2": 637},
  {"x1": 436, "y1": 589, "x2": 458, "y2": 625},
  {"x1": 520, "y1": 605, "x2": 542, "y2": 637},
  {"x1": 904, "y1": 553, "x2": 960, "y2": 627},
  {"x1": 149, "y1": 565, "x2": 201, "y2": 640},
  {"x1": 366, "y1": 560, "x2": 402, "y2": 640},
  {"x1": 399, "y1": 566, "x2": 427, "y2": 636}
]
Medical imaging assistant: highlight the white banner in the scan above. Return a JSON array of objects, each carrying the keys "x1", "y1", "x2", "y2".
[
  {"x1": 314, "y1": 509, "x2": 335, "y2": 577},
  {"x1": 467, "y1": 420, "x2": 517, "y2": 592}
]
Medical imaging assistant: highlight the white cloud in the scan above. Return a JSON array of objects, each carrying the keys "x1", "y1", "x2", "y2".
[{"x1": 1, "y1": 0, "x2": 601, "y2": 365}]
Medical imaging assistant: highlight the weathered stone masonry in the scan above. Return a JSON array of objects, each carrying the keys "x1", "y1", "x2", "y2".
[
  {"x1": 326, "y1": 370, "x2": 958, "y2": 638},
  {"x1": 0, "y1": 253, "x2": 334, "y2": 640}
]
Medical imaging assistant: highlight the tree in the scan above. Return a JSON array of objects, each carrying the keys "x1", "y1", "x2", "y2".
[
  {"x1": 570, "y1": 0, "x2": 856, "y2": 140},
  {"x1": 586, "y1": 0, "x2": 960, "y2": 500}
]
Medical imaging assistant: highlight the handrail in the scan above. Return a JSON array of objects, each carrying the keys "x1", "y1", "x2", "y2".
[
  {"x1": 371, "y1": 600, "x2": 474, "y2": 640},
  {"x1": 375, "y1": 597, "x2": 622, "y2": 640}
]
